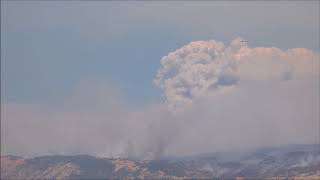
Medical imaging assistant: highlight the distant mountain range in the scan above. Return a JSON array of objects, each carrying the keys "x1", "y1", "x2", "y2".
[{"x1": 1, "y1": 144, "x2": 319, "y2": 179}]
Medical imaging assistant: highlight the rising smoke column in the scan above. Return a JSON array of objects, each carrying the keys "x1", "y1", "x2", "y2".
[
  {"x1": 154, "y1": 37, "x2": 319, "y2": 112},
  {"x1": 2, "y1": 37, "x2": 318, "y2": 158}
]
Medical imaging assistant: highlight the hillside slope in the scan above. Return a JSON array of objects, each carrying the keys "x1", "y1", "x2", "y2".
[{"x1": 1, "y1": 145, "x2": 319, "y2": 179}]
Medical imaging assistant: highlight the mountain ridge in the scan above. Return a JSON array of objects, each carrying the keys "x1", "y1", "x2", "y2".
[{"x1": 1, "y1": 144, "x2": 319, "y2": 179}]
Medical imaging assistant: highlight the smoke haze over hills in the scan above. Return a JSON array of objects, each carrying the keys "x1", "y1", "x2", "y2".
[{"x1": 1, "y1": 38, "x2": 319, "y2": 159}]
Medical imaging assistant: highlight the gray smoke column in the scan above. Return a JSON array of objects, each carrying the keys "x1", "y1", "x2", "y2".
[{"x1": 154, "y1": 37, "x2": 319, "y2": 112}]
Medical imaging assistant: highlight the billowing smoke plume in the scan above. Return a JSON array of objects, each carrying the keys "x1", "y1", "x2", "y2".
[
  {"x1": 1, "y1": 38, "x2": 319, "y2": 159},
  {"x1": 154, "y1": 37, "x2": 319, "y2": 112}
]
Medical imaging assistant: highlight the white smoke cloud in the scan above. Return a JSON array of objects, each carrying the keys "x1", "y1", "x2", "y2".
[
  {"x1": 1, "y1": 81, "x2": 176, "y2": 159},
  {"x1": 154, "y1": 37, "x2": 319, "y2": 112},
  {"x1": 1, "y1": 38, "x2": 319, "y2": 158}
]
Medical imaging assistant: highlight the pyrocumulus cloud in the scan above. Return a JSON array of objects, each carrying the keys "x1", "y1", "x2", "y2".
[{"x1": 154, "y1": 37, "x2": 318, "y2": 112}]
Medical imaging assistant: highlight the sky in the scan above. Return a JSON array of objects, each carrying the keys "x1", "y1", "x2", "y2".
[{"x1": 1, "y1": 1, "x2": 319, "y2": 158}]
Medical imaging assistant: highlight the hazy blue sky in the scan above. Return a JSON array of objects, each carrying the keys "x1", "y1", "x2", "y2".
[{"x1": 1, "y1": 1, "x2": 319, "y2": 106}]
